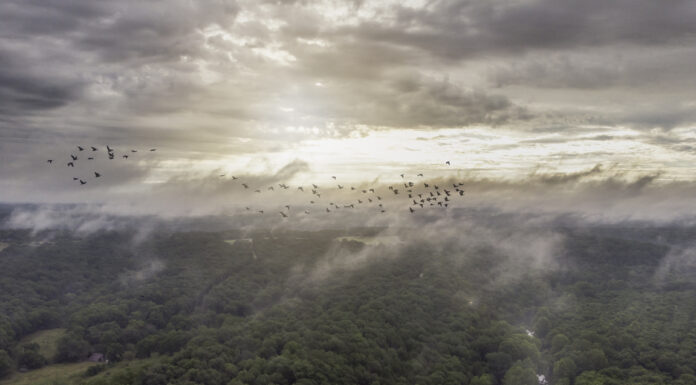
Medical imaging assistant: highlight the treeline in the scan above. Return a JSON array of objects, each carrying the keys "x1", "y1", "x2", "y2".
[{"x1": 0, "y1": 227, "x2": 696, "y2": 384}]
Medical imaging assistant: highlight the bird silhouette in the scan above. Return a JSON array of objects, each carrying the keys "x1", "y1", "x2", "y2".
[
  {"x1": 337, "y1": 185, "x2": 344, "y2": 189},
  {"x1": 131, "y1": 150, "x2": 137, "y2": 153},
  {"x1": 446, "y1": 161, "x2": 450, "y2": 165},
  {"x1": 71, "y1": 154, "x2": 78, "y2": 161},
  {"x1": 409, "y1": 207, "x2": 414, "y2": 213},
  {"x1": 285, "y1": 205, "x2": 290, "y2": 210},
  {"x1": 400, "y1": 174, "x2": 404, "y2": 178},
  {"x1": 47, "y1": 160, "x2": 53, "y2": 164},
  {"x1": 91, "y1": 146, "x2": 98, "y2": 151},
  {"x1": 67, "y1": 162, "x2": 74, "y2": 167},
  {"x1": 232, "y1": 176, "x2": 238, "y2": 180},
  {"x1": 94, "y1": 172, "x2": 101, "y2": 177},
  {"x1": 78, "y1": 146, "x2": 84, "y2": 151},
  {"x1": 417, "y1": 173, "x2": 423, "y2": 177},
  {"x1": 297, "y1": 186, "x2": 304, "y2": 191},
  {"x1": 107, "y1": 145, "x2": 113, "y2": 152},
  {"x1": 79, "y1": 179, "x2": 86, "y2": 185},
  {"x1": 258, "y1": 210, "x2": 264, "y2": 214},
  {"x1": 88, "y1": 157, "x2": 94, "y2": 160},
  {"x1": 331, "y1": 176, "x2": 336, "y2": 180},
  {"x1": 242, "y1": 184, "x2": 249, "y2": 189},
  {"x1": 150, "y1": 148, "x2": 156, "y2": 151},
  {"x1": 280, "y1": 212, "x2": 288, "y2": 218},
  {"x1": 122, "y1": 155, "x2": 128, "y2": 159}
]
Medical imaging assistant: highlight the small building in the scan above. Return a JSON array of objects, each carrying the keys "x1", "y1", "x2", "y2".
[{"x1": 87, "y1": 353, "x2": 105, "y2": 362}]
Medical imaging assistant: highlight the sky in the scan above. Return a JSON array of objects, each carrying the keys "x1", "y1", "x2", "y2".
[{"x1": 2, "y1": 0, "x2": 696, "y2": 219}]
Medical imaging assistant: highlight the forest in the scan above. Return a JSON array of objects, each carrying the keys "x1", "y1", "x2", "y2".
[{"x1": 1, "y1": 215, "x2": 696, "y2": 385}]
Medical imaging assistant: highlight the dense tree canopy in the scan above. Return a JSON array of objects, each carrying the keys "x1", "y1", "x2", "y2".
[{"x1": 0, "y1": 225, "x2": 695, "y2": 384}]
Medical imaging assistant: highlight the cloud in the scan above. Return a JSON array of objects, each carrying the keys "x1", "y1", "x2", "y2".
[{"x1": 2, "y1": 0, "x2": 696, "y2": 206}]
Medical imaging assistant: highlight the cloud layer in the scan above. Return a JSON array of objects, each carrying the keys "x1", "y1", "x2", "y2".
[{"x1": 2, "y1": 0, "x2": 696, "y2": 210}]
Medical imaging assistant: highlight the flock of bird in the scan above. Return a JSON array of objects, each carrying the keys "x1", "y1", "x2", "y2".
[
  {"x1": 47, "y1": 147, "x2": 464, "y2": 216},
  {"x1": 46, "y1": 145, "x2": 156, "y2": 185},
  {"x1": 220, "y1": 161, "x2": 466, "y2": 217}
]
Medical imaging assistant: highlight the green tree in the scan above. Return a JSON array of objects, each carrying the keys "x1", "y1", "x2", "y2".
[
  {"x1": 55, "y1": 333, "x2": 90, "y2": 363},
  {"x1": 554, "y1": 357, "x2": 577, "y2": 382},
  {"x1": 0, "y1": 349, "x2": 12, "y2": 379},
  {"x1": 503, "y1": 363, "x2": 537, "y2": 385},
  {"x1": 470, "y1": 374, "x2": 494, "y2": 385}
]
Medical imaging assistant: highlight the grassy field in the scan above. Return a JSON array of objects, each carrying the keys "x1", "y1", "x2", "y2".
[
  {"x1": 0, "y1": 362, "x2": 95, "y2": 385},
  {"x1": 19, "y1": 328, "x2": 66, "y2": 363},
  {"x1": 82, "y1": 358, "x2": 159, "y2": 385},
  {"x1": 0, "y1": 358, "x2": 160, "y2": 385}
]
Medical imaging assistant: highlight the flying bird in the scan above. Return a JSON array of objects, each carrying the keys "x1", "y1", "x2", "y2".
[
  {"x1": 417, "y1": 173, "x2": 423, "y2": 177},
  {"x1": 122, "y1": 155, "x2": 128, "y2": 159},
  {"x1": 47, "y1": 160, "x2": 53, "y2": 164},
  {"x1": 71, "y1": 154, "x2": 78, "y2": 161},
  {"x1": 79, "y1": 179, "x2": 86, "y2": 185},
  {"x1": 88, "y1": 157, "x2": 94, "y2": 160},
  {"x1": 331, "y1": 176, "x2": 336, "y2": 180},
  {"x1": 91, "y1": 146, "x2": 98, "y2": 151},
  {"x1": 67, "y1": 162, "x2": 74, "y2": 167},
  {"x1": 150, "y1": 148, "x2": 156, "y2": 151},
  {"x1": 78, "y1": 146, "x2": 84, "y2": 151},
  {"x1": 297, "y1": 186, "x2": 304, "y2": 191},
  {"x1": 242, "y1": 184, "x2": 249, "y2": 189},
  {"x1": 94, "y1": 172, "x2": 101, "y2": 177},
  {"x1": 445, "y1": 161, "x2": 450, "y2": 165},
  {"x1": 107, "y1": 145, "x2": 113, "y2": 152},
  {"x1": 280, "y1": 212, "x2": 288, "y2": 218}
]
